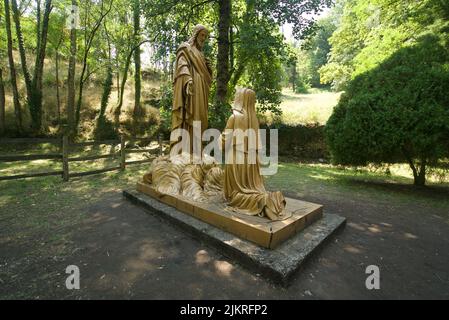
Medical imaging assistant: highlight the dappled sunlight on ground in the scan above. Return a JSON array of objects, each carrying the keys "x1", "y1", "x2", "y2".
[
  {"x1": 404, "y1": 233, "x2": 418, "y2": 240},
  {"x1": 195, "y1": 249, "x2": 212, "y2": 266},
  {"x1": 347, "y1": 222, "x2": 366, "y2": 232},
  {"x1": 1, "y1": 156, "x2": 449, "y2": 298},
  {"x1": 343, "y1": 244, "x2": 364, "y2": 254},
  {"x1": 214, "y1": 260, "x2": 234, "y2": 278},
  {"x1": 367, "y1": 225, "x2": 382, "y2": 234},
  {"x1": 1, "y1": 165, "x2": 449, "y2": 298}
]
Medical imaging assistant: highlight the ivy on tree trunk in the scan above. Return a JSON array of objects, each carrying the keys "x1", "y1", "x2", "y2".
[
  {"x1": 4, "y1": 0, "x2": 23, "y2": 133},
  {"x1": 215, "y1": 0, "x2": 231, "y2": 105}
]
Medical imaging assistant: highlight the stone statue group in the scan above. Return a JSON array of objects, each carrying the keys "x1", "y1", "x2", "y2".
[{"x1": 143, "y1": 25, "x2": 286, "y2": 220}]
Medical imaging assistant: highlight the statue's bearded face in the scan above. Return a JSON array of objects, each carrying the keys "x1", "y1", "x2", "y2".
[{"x1": 196, "y1": 30, "x2": 208, "y2": 49}]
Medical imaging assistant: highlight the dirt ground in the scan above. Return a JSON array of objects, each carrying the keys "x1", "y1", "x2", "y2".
[{"x1": 1, "y1": 181, "x2": 448, "y2": 299}]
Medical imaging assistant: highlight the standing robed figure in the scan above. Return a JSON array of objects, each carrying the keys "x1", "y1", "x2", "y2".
[{"x1": 171, "y1": 24, "x2": 213, "y2": 153}]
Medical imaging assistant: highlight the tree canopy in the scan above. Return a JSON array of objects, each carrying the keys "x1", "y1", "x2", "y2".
[
  {"x1": 319, "y1": 0, "x2": 449, "y2": 90},
  {"x1": 1, "y1": 0, "x2": 331, "y2": 136}
]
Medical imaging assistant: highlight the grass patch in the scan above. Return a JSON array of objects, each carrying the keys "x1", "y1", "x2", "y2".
[
  {"x1": 264, "y1": 88, "x2": 342, "y2": 126},
  {"x1": 265, "y1": 163, "x2": 449, "y2": 211}
]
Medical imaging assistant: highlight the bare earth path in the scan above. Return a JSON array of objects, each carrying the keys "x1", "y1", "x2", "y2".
[{"x1": 1, "y1": 166, "x2": 448, "y2": 299}]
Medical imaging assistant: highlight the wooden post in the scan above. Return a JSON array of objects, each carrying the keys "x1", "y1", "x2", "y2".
[
  {"x1": 120, "y1": 135, "x2": 126, "y2": 170},
  {"x1": 62, "y1": 135, "x2": 69, "y2": 181},
  {"x1": 158, "y1": 133, "x2": 163, "y2": 156}
]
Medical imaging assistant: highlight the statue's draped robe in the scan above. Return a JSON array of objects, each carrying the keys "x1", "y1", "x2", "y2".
[
  {"x1": 220, "y1": 90, "x2": 286, "y2": 220},
  {"x1": 171, "y1": 42, "x2": 212, "y2": 152}
]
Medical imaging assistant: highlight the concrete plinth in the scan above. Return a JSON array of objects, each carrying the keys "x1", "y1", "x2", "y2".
[
  {"x1": 124, "y1": 188, "x2": 346, "y2": 286},
  {"x1": 136, "y1": 182, "x2": 323, "y2": 249}
]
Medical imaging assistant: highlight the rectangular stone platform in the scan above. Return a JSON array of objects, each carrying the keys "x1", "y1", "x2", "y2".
[
  {"x1": 136, "y1": 181, "x2": 322, "y2": 249},
  {"x1": 123, "y1": 188, "x2": 346, "y2": 286}
]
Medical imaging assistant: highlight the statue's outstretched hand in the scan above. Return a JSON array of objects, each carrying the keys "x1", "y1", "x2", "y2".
[{"x1": 186, "y1": 80, "x2": 194, "y2": 96}]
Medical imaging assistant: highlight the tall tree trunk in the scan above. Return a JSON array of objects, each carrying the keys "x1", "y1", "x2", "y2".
[
  {"x1": 215, "y1": 0, "x2": 231, "y2": 105},
  {"x1": 74, "y1": 71, "x2": 86, "y2": 129},
  {"x1": 291, "y1": 60, "x2": 297, "y2": 92},
  {"x1": 229, "y1": 25, "x2": 234, "y2": 72},
  {"x1": 99, "y1": 23, "x2": 113, "y2": 122},
  {"x1": 74, "y1": 0, "x2": 113, "y2": 133},
  {"x1": 33, "y1": 0, "x2": 52, "y2": 92},
  {"x1": 11, "y1": 0, "x2": 52, "y2": 133},
  {"x1": 99, "y1": 67, "x2": 113, "y2": 121},
  {"x1": 113, "y1": 38, "x2": 150, "y2": 126},
  {"x1": 132, "y1": 0, "x2": 141, "y2": 119},
  {"x1": 31, "y1": 0, "x2": 52, "y2": 132},
  {"x1": 55, "y1": 50, "x2": 61, "y2": 124},
  {"x1": 114, "y1": 54, "x2": 132, "y2": 125},
  {"x1": 67, "y1": 0, "x2": 77, "y2": 137},
  {"x1": 55, "y1": 34, "x2": 63, "y2": 125},
  {"x1": 11, "y1": 0, "x2": 32, "y2": 97},
  {"x1": 4, "y1": 0, "x2": 23, "y2": 132},
  {"x1": 36, "y1": 0, "x2": 41, "y2": 54},
  {"x1": 0, "y1": 69, "x2": 5, "y2": 134},
  {"x1": 116, "y1": 59, "x2": 120, "y2": 102}
]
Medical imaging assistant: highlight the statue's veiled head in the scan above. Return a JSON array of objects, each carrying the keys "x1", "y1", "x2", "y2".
[
  {"x1": 188, "y1": 24, "x2": 209, "y2": 50},
  {"x1": 233, "y1": 88, "x2": 256, "y2": 113}
]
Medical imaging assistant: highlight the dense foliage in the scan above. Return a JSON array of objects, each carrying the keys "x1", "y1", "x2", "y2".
[
  {"x1": 320, "y1": 0, "x2": 449, "y2": 90},
  {"x1": 0, "y1": 0, "x2": 331, "y2": 136},
  {"x1": 326, "y1": 32, "x2": 449, "y2": 185}
]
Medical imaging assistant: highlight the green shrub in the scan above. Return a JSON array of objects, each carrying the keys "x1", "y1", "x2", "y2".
[
  {"x1": 326, "y1": 34, "x2": 449, "y2": 185},
  {"x1": 262, "y1": 123, "x2": 328, "y2": 160}
]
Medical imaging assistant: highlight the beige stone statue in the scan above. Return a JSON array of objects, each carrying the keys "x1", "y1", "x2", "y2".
[
  {"x1": 220, "y1": 88, "x2": 286, "y2": 220},
  {"x1": 143, "y1": 153, "x2": 223, "y2": 202},
  {"x1": 142, "y1": 26, "x2": 286, "y2": 221},
  {"x1": 171, "y1": 24, "x2": 213, "y2": 152},
  {"x1": 143, "y1": 88, "x2": 285, "y2": 220}
]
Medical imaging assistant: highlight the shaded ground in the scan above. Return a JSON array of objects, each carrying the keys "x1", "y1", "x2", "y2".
[{"x1": 1, "y1": 164, "x2": 449, "y2": 299}]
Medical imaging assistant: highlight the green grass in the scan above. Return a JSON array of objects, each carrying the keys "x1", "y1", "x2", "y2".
[
  {"x1": 265, "y1": 88, "x2": 342, "y2": 125},
  {"x1": 1, "y1": 161, "x2": 447, "y2": 241},
  {"x1": 265, "y1": 163, "x2": 449, "y2": 211}
]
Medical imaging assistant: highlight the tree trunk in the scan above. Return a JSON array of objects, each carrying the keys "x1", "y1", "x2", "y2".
[
  {"x1": 291, "y1": 60, "x2": 297, "y2": 92},
  {"x1": 114, "y1": 54, "x2": 132, "y2": 125},
  {"x1": 75, "y1": 71, "x2": 86, "y2": 129},
  {"x1": 55, "y1": 51, "x2": 61, "y2": 124},
  {"x1": 74, "y1": 0, "x2": 112, "y2": 133},
  {"x1": 55, "y1": 34, "x2": 63, "y2": 125},
  {"x1": 414, "y1": 159, "x2": 426, "y2": 186},
  {"x1": 0, "y1": 69, "x2": 5, "y2": 134},
  {"x1": 132, "y1": 0, "x2": 141, "y2": 119},
  {"x1": 36, "y1": 0, "x2": 41, "y2": 54},
  {"x1": 33, "y1": 0, "x2": 52, "y2": 93},
  {"x1": 11, "y1": 0, "x2": 52, "y2": 133},
  {"x1": 4, "y1": 0, "x2": 23, "y2": 132},
  {"x1": 99, "y1": 24, "x2": 113, "y2": 122},
  {"x1": 31, "y1": 0, "x2": 52, "y2": 132},
  {"x1": 215, "y1": 0, "x2": 231, "y2": 105},
  {"x1": 407, "y1": 156, "x2": 427, "y2": 186},
  {"x1": 100, "y1": 67, "x2": 113, "y2": 121},
  {"x1": 11, "y1": 0, "x2": 32, "y2": 97},
  {"x1": 67, "y1": 0, "x2": 77, "y2": 137},
  {"x1": 116, "y1": 68, "x2": 120, "y2": 102},
  {"x1": 229, "y1": 25, "x2": 234, "y2": 72}
]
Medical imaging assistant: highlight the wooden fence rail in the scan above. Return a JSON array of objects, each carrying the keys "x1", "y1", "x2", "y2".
[{"x1": 0, "y1": 134, "x2": 163, "y2": 182}]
